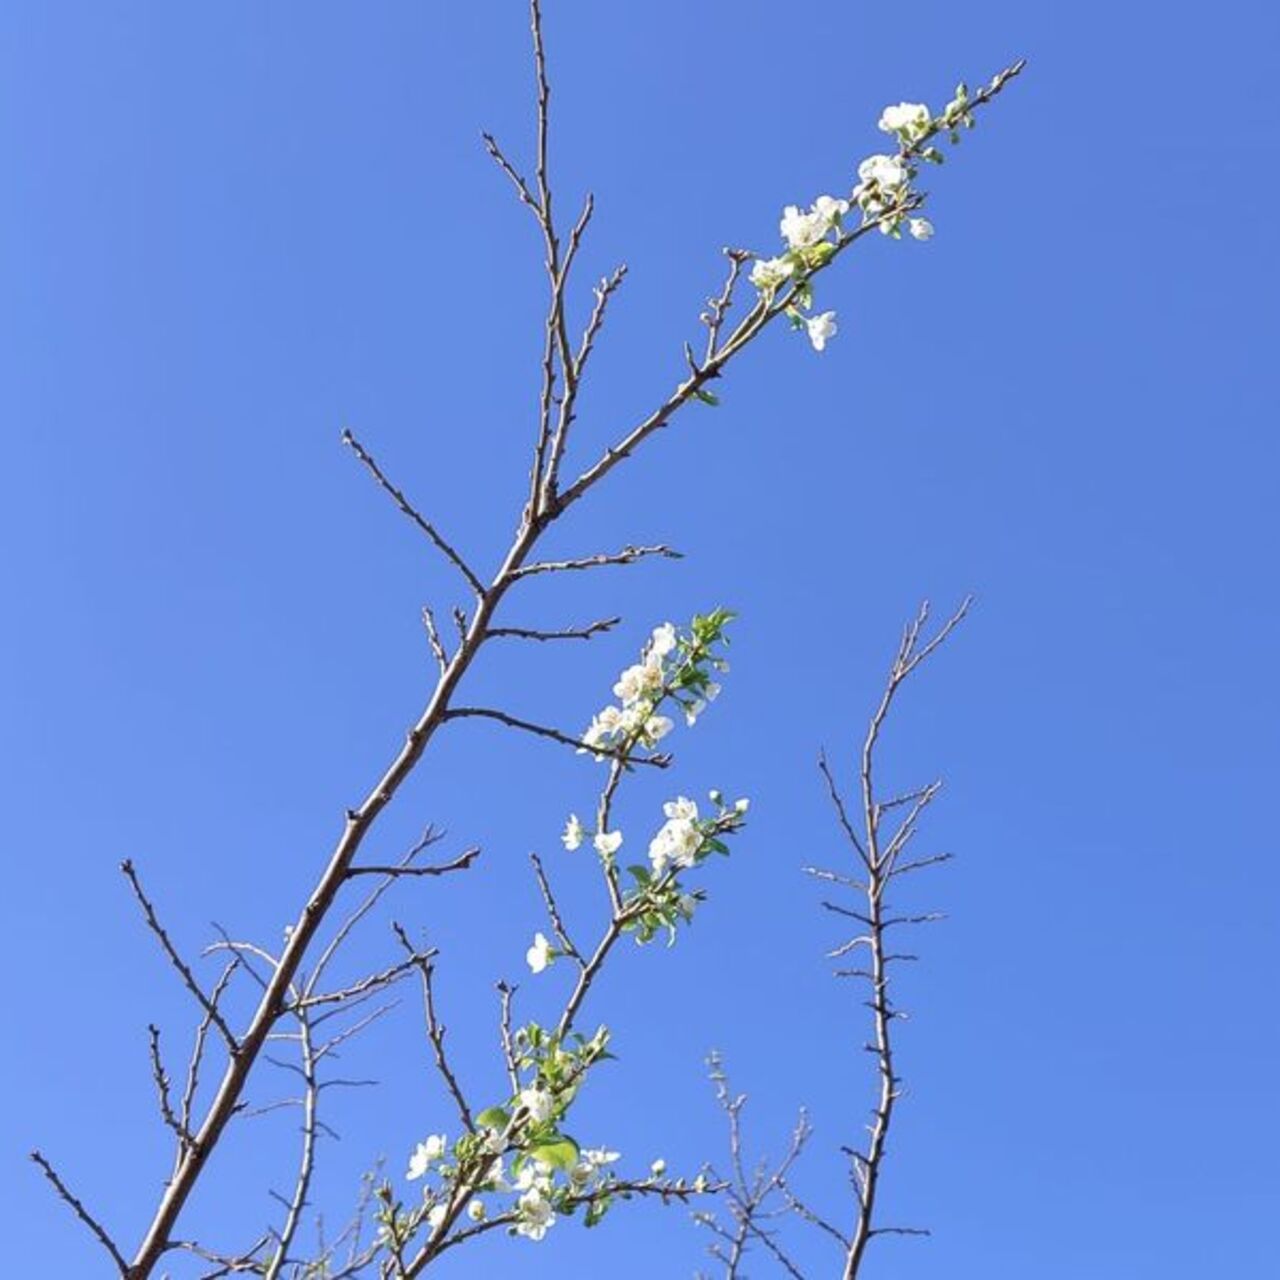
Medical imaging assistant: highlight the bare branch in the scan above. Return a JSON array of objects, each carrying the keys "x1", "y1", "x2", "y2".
[
  {"x1": 346, "y1": 846, "x2": 480, "y2": 880},
  {"x1": 489, "y1": 615, "x2": 621, "y2": 643},
  {"x1": 393, "y1": 923, "x2": 474, "y2": 1133},
  {"x1": 147, "y1": 1024, "x2": 189, "y2": 1147},
  {"x1": 30, "y1": 1151, "x2": 128, "y2": 1275},
  {"x1": 121, "y1": 860, "x2": 239, "y2": 1053},
  {"x1": 511, "y1": 543, "x2": 682, "y2": 579},
  {"x1": 529, "y1": 851, "x2": 582, "y2": 963},
  {"x1": 341, "y1": 430, "x2": 485, "y2": 597}
]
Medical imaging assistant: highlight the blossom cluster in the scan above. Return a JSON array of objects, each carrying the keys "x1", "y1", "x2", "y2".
[{"x1": 750, "y1": 82, "x2": 986, "y2": 351}]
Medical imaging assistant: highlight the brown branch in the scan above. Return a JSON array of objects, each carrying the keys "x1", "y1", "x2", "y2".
[
  {"x1": 529, "y1": 851, "x2": 583, "y2": 963},
  {"x1": 821, "y1": 599, "x2": 969, "y2": 1280},
  {"x1": 341, "y1": 430, "x2": 484, "y2": 597},
  {"x1": 393, "y1": 923, "x2": 475, "y2": 1133},
  {"x1": 489, "y1": 615, "x2": 620, "y2": 643},
  {"x1": 147, "y1": 1024, "x2": 189, "y2": 1148},
  {"x1": 120, "y1": 860, "x2": 238, "y2": 1053},
  {"x1": 511, "y1": 543, "x2": 682, "y2": 578},
  {"x1": 445, "y1": 706, "x2": 671, "y2": 767},
  {"x1": 30, "y1": 1151, "x2": 128, "y2": 1275},
  {"x1": 346, "y1": 846, "x2": 480, "y2": 880}
]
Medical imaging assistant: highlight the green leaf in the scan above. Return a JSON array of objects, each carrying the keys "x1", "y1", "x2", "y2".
[
  {"x1": 529, "y1": 1138, "x2": 580, "y2": 1172},
  {"x1": 475, "y1": 1106, "x2": 510, "y2": 1131},
  {"x1": 694, "y1": 388, "x2": 720, "y2": 406}
]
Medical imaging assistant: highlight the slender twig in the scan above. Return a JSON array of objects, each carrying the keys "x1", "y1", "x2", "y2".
[
  {"x1": 489, "y1": 615, "x2": 620, "y2": 643},
  {"x1": 29, "y1": 1151, "x2": 128, "y2": 1275},
  {"x1": 147, "y1": 1024, "x2": 189, "y2": 1147},
  {"x1": 393, "y1": 923, "x2": 475, "y2": 1133},
  {"x1": 529, "y1": 851, "x2": 582, "y2": 963},
  {"x1": 120, "y1": 860, "x2": 238, "y2": 1053},
  {"x1": 445, "y1": 706, "x2": 670, "y2": 767},
  {"x1": 511, "y1": 543, "x2": 682, "y2": 578},
  {"x1": 341, "y1": 430, "x2": 484, "y2": 597}
]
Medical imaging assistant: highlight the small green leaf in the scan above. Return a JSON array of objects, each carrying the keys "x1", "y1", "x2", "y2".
[
  {"x1": 694, "y1": 388, "x2": 720, "y2": 406},
  {"x1": 475, "y1": 1106, "x2": 510, "y2": 1131},
  {"x1": 529, "y1": 1138, "x2": 580, "y2": 1171}
]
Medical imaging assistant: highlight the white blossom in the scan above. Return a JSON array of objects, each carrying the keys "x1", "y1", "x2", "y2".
[
  {"x1": 734, "y1": 797, "x2": 750, "y2": 813},
  {"x1": 526, "y1": 932, "x2": 554, "y2": 974},
  {"x1": 467, "y1": 1199, "x2": 486, "y2": 1222},
  {"x1": 407, "y1": 1134, "x2": 448, "y2": 1180},
  {"x1": 749, "y1": 255, "x2": 795, "y2": 291},
  {"x1": 857, "y1": 153, "x2": 910, "y2": 192},
  {"x1": 519, "y1": 1087, "x2": 554, "y2": 1124},
  {"x1": 805, "y1": 311, "x2": 838, "y2": 352},
  {"x1": 878, "y1": 101, "x2": 931, "y2": 137},
  {"x1": 684, "y1": 699, "x2": 706, "y2": 727},
  {"x1": 908, "y1": 216, "x2": 935, "y2": 241},
  {"x1": 812, "y1": 194, "x2": 850, "y2": 222},
  {"x1": 515, "y1": 1186, "x2": 556, "y2": 1241},
  {"x1": 582, "y1": 705, "x2": 623, "y2": 751},
  {"x1": 645, "y1": 714, "x2": 674, "y2": 742},
  {"x1": 561, "y1": 814, "x2": 585, "y2": 851},
  {"x1": 650, "y1": 622, "x2": 678, "y2": 657},
  {"x1": 649, "y1": 802, "x2": 703, "y2": 873},
  {"x1": 704, "y1": 682, "x2": 722, "y2": 702},
  {"x1": 593, "y1": 829, "x2": 623, "y2": 857},
  {"x1": 664, "y1": 797, "x2": 699, "y2": 822},
  {"x1": 779, "y1": 204, "x2": 828, "y2": 250},
  {"x1": 427, "y1": 1203, "x2": 448, "y2": 1230},
  {"x1": 614, "y1": 657, "x2": 663, "y2": 705},
  {"x1": 650, "y1": 1158, "x2": 667, "y2": 1177}
]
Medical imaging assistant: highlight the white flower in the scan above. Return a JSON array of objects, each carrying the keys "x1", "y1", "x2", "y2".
[
  {"x1": 481, "y1": 1127, "x2": 505, "y2": 1154},
  {"x1": 561, "y1": 814, "x2": 585, "y2": 851},
  {"x1": 614, "y1": 657, "x2": 663, "y2": 705},
  {"x1": 704, "y1": 682, "x2": 721, "y2": 702},
  {"x1": 593, "y1": 829, "x2": 623, "y2": 857},
  {"x1": 645, "y1": 714, "x2": 674, "y2": 743},
  {"x1": 650, "y1": 622, "x2": 678, "y2": 657},
  {"x1": 684, "y1": 699, "x2": 705, "y2": 727},
  {"x1": 582, "y1": 705, "x2": 623, "y2": 751},
  {"x1": 526, "y1": 932, "x2": 554, "y2": 974},
  {"x1": 779, "y1": 204, "x2": 827, "y2": 250},
  {"x1": 407, "y1": 1134, "x2": 448, "y2": 1180},
  {"x1": 650, "y1": 1158, "x2": 667, "y2": 1177},
  {"x1": 570, "y1": 1146, "x2": 621, "y2": 1189},
  {"x1": 749, "y1": 255, "x2": 795, "y2": 290},
  {"x1": 908, "y1": 217, "x2": 934, "y2": 241},
  {"x1": 857, "y1": 153, "x2": 909, "y2": 192},
  {"x1": 467, "y1": 1199, "x2": 486, "y2": 1222},
  {"x1": 805, "y1": 311, "x2": 838, "y2": 352},
  {"x1": 812, "y1": 194, "x2": 850, "y2": 222},
  {"x1": 649, "y1": 810, "x2": 703, "y2": 874},
  {"x1": 878, "y1": 101, "x2": 931, "y2": 137},
  {"x1": 519, "y1": 1086, "x2": 554, "y2": 1124},
  {"x1": 734, "y1": 797, "x2": 750, "y2": 813},
  {"x1": 516, "y1": 1186, "x2": 556, "y2": 1241},
  {"x1": 427, "y1": 1203, "x2": 448, "y2": 1230}
]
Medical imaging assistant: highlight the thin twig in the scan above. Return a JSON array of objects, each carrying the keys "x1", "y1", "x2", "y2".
[{"x1": 121, "y1": 860, "x2": 238, "y2": 1052}]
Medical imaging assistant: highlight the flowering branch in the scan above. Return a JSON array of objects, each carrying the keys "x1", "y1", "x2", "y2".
[{"x1": 38, "y1": 0, "x2": 1021, "y2": 1266}]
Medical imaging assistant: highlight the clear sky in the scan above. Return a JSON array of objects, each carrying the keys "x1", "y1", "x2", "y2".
[{"x1": 3, "y1": 1, "x2": 1277, "y2": 1276}]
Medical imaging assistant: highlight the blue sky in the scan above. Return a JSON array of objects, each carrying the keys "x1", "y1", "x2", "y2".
[{"x1": 2, "y1": 1, "x2": 1277, "y2": 1275}]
